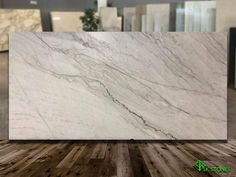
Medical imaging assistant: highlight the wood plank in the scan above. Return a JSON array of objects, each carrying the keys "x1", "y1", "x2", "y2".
[
  {"x1": 29, "y1": 142, "x2": 75, "y2": 177},
  {"x1": 90, "y1": 144, "x2": 107, "y2": 160},
  {"x1": 3, "y1": 144, "x2": 56, "y2": 176},
  {"x1": 57, "y1": 145, "x2": 86, "y2": 168},
  {"x1": 128, "y1": 144, "x2": 151, "y2": 177},
  {"x1": 203, "y1": 144, "x2": 230, "y2": 156},
  {"x1": 0, "y1": 149, "x2": 26, "y2": 163},
  {"x1": 117, "y1": 144, "x2": 134, "y2": 177},
  {"x1": 152, "y1": 143, "x2": 190, "y2": 177},
  {"x1": 0, "y1": 141, "x2": 235, "y2": 177},
  {"x1": 140, "y1": 144, "x2": 173, "y2": 177},
  {"x1": 97, "y1": 143, "x2": 117, "y2": 177}
]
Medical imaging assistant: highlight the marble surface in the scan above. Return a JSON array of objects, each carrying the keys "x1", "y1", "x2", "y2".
[
  {"x1": 0, "y1": 9, "x2": 42, "y2": 51},
  {"x1": 135, "y1": 4, "x2": 170, "y2": 32},
  {"x1": 175, "y1": 3, "x2": 185, "y2": 32},
  {"x1": 51, "y1": 11, "x2": 84, "y2": 32},
  {"x1": 141, "y1": 15, "x2": 147, "y2": 32},
  {"x1": 0, "y1": 52, "x2": 8, "y2": 139},
  {"x1": 97, "y1": 0, "x2": 107, "y2": 13},
  {"x1": 131, "y1": 16, "x2": 136, "y2": 31},
  {"x1": 142, "y1": 14, "x2": 154, "y2": 32},
  {"x1": 133, "y1": 5, "x2": 146, "y2": 31},
  {"x1": 9, "y1": 32, "x2": 227, "y2": 140},
  {"x1": 123, "y1": 7, "x2": 136, "y2": 31},
  {"x1": 185, "y1": 1, "x2": 216, "y2": 32},
  {"x1": 216, "y1": 0, "x2": 236, "y2": 32},
  {"x1": 99, "y1": 7, "x2": 121, "y2": 31},
  {"x1": 151, "y1": 4, "x2": 170, "y2": 32}
]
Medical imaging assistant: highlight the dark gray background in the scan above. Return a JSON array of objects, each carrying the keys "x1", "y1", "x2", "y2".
[{"x1": 0, "y1": 0, "x2": 211, "y2": 31}]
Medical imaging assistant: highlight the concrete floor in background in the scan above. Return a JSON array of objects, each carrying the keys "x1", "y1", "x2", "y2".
[{"x1": 0, "y1": 51, "x2": 236, "y2": 139}]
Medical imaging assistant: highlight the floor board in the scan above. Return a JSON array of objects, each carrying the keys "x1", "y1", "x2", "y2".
[{"x1": 0, "y1": 140, "x2": 235, "y2": 177}]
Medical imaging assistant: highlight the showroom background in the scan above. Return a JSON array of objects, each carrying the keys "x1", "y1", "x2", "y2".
[
  {"x1": 0, "y1": 0, "x2": 235, "y2": 139},
  {"x1": 0, "y1": 0, "x2": 211, "y2": 31}
]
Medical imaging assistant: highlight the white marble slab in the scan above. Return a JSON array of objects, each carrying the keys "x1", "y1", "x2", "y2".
[
  {"x1": 123, "y1": 7, "x2": 136, "y2": 31},
  {"x1": 141, "y1": 15, "x2": 147, "y2": 32},
  {"x1": 50, "y1": 11, "x2": 84, "y2": 32},
  {"x1": 133, "y1": 5, "x2": 145, "y2": 31},
  {"x1": 9, "y1": 32, "x2": 227, "y2": 140},
  {"x1": 99, "y1": 7, "x2": 121, "y2": 31},
  {"x1": 154, "y1": 12, "x2": 169, "y2": 32},
  {"x1": 131, "y1": 16, "x2": 137, "y2": 31},
  {"x1": 185, "y1": 1, "x2": 216, "y2": 32},
  {"x1": 97, "y1": 0, "x2": 107, "y2": 13},
  {"x1": 0, "y1": 9, "x2": 42, "y2": 51},
  {"x1": 135, "y1": 4, "x2": 170, "y2": 32},
  {"x1": 216, "y1": 0, "x2": 236, "y2": 32},
  {"x1": 176, "y1": 4, "x2": 185, "y2": 32},
  {"x1": 141, "y1": 14, "x2": 154, "y2": 32}
]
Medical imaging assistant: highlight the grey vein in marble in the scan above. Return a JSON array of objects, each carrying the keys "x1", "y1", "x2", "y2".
[{"x1": 9, "y1": 32, "x2": 227, "y2": 140}]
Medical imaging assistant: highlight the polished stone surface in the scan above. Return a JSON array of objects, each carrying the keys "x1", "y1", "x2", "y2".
[
  {"x1": 135, "y1": 4, "x2": 170, "y2": 32},
  {"x1": 185, "y1": 1, "x2": 216, "y2": 32},
  {"x1": 141, "y1": 15, "x2": 147, "y2": 32},
  {"x1": 154, "y1": 11, "x2": 169, "y2": 32},
  {"x1": 216, "y1": 0, "x2": 236, "y2": 32},
  {"x1": 0, "y1": 52, "x2": 8, "y2": 139},
  {"x1": 142, "y1": 14, "x2": 154, "y2": 32},
  {"x1": 176, "y1": 3, "x2": 185, "y2": 32},
  {"x1": 0, "y1": 9, "x2": 42, "y2": 51},
  {"x1": 99, "y1": 7, "x2": 121, "y2": 31},
  {"x1": 51, "y1": 11, "x2": 84, "y2": 32},
  {"x1": 97, "y1": 0, "x2": 107, "y2": 13},
  {"x1": 9, "y1": 32, "x2": 227, "y2": 140},
  {"x1": 131, "y1": 16, "x2": 136, "y2": 31},
  {"x1": 123, "y1": 7, "x2": 136, "y2": 31}
]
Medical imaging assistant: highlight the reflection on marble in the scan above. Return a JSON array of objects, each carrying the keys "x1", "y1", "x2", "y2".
[
  {"x1": 9, "y1": 32, "x2": 227, "y2": 140},
  {"x1": 216, "y1": 0, "x2": 236, "y2": 32},
  {"x1": 100, "y1": 7, "x2": 121, "y2": 31},
  {"x1": 185, "y1": 1, "x2": 216, "y2": 32},
  {"x1": 51, "y1": 11, "x2": 84, "y2": 32},
  {"x1": 0, "y1": 9, "x2": 42, "y2": 51},
  {"x1": 0, "y1": 52, "x2": 8, "y2": 139},
  {"x1": 123, "y1": 7, "x2": 136, "y2": 31}
]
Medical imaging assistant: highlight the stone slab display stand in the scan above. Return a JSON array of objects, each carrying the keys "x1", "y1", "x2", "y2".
[{"x1": 9, "y1": 32, "x2": 227, "y2": 140}]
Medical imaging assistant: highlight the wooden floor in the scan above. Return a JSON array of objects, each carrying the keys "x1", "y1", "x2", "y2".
[{"x1": 0, "y1": 140, "x2": 235, "y2": 177}]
